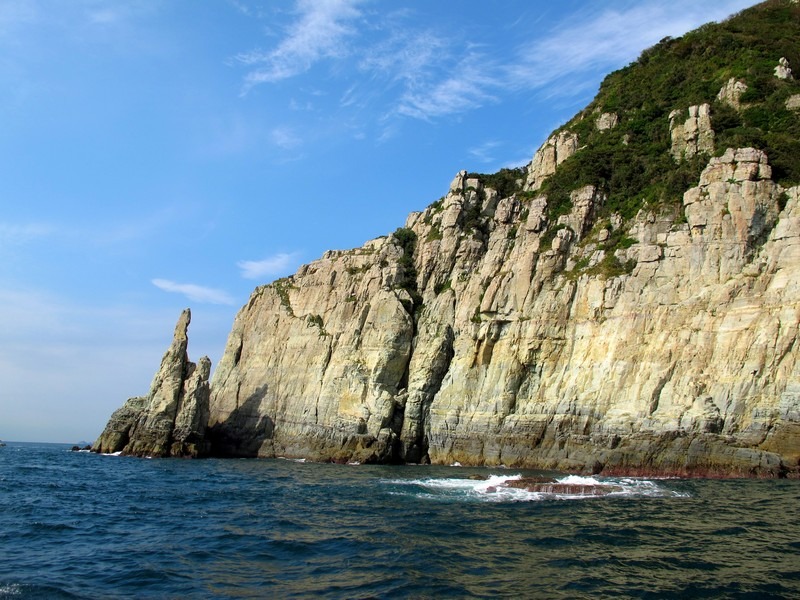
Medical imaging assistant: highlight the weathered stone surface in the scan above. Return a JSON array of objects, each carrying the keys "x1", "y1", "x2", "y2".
[
  {"x1": 557, "y1": 185, "x2": 604, "y2": 240},
  {"x1": 171, "y1": 356, "x2": 212, "y2": 457},
  {"x1": 717, "y1": 77, "x2": 748, "y2": 110},
  {"x1": 525, "y1": 131, "x2": 579, "y2": 191},
  {"x1": 775, "y1": 57, "x2": 793, "y2": 80},
  {"x1": 786, "y1": 94, "x2": 800, "y2": 111},
  {"x1": 95, "y1": 140, "x2": 800, "y2": 477},
  {"x1": 94, "y1": 309, "x2": 211, "y2": 457},
  {"x1": 91, "y1": 396, "x2": 147, "y2": 454},
  {"x1": 669, "y1": 104, "x2": 714, "y2": 160},
  {"x1": 93, "y1": 1, "x2": 800, "y2": 479},
  {"x1": 206, "y1": 245, "x2": 415, "y2": 461},
  {"x1": 122, "y1": 144, "x2": 789, "y2": 478},
  {"x1": 503, "y1": 478, "x2": 623, "y2": 496},
  {"x1": 595, "y1": 112, "x2": 619, "y2": 131}
]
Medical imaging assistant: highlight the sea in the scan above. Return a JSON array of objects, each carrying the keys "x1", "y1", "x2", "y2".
[{"x1": 1, "y1": 442, "x2": 799, "y2": 599}]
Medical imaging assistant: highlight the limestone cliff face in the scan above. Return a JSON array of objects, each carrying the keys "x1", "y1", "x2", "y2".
[
  {"x1": 94, "y1": 309, "x2": 211, "y2": 457},
  {"x1": 96, "y1": 2, "x2": 800, "y2": 475},
  {"x1": 96, "y1": 158, "x2": 800, "y2": 475},
  {"x1": 198, "y1": 145, "x2": 800, "y2": 476}
]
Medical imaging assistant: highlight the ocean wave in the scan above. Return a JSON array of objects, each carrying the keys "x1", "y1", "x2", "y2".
[
  {"x1": 0, "y1": 583, "x2": 21, "y2": 597},
  {"x1": 384, "y1": 473, "x2": 688, "y2": 502}
]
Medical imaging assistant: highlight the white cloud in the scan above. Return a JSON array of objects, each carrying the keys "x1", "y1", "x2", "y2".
[
  {"x1": 87, "y1": 8, "x2": 123, "y2": 24},
  {"x1": 468, "y1": 141, "x2": 502, "y2": 164},
  {"x1": 226, "y1": 0, "x2": 254, "y2": 17},
  {"x1": 83, "y1": 2, "x2": 160, "y2": 28},
  {"x1": 237, "y1": 252, "x2": 299, "y2": 280},
  {"x1": 359, "y1": 29, "x2": 447, "y2": 88},
  {"x1": 238, "y1": 0, "x2": 364, "y2": 89},
  {"x1": 231, "y1": 0, "x2": 755, "y2": 127},
  {"x1": 151, "y1": 278, "x2": 235, "y2": 305},
  {"x1": 397, "y1": 52, "x2": 499, "y2": 120},
  {"x1": 271, "y1": 126, "x2": 302, "y2": 149}
]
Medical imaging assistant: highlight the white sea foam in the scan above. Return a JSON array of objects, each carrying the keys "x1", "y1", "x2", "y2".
[
  {"x1": 0, "y1": 583, "x2": 21, "y2": 596},
  {"x1": 472, "y1": 474, "x2": 522, "y2": 492},
  {"x1": 557, "y1": 475, "x2": 602, "y2": 485},
  {"x1": 386, "y1": 473, "x2": 537, "y2": 502},
  {"x1": 385, "y1": 473, "x2": 687, "y2": 502}
]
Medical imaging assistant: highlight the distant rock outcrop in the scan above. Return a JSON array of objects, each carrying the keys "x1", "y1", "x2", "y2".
[
  {"x1": 93, "y1": 309, "x2": 210, "y2": 457},
  {"x1": 595, "y1": 112, "x2": 619, "y2": 132},
  {"x1": 775, "y1": 57, "x2": 793, "y2": 80},
  {"x1": 717, "y1": 78, "x2": 748, "y2": 110},
  {"x1": 524, "y1": 131, "x2": 579, "y2": 191},
  {"x1": 669, "y1": 104, "x2": 714, "y2": 160}
]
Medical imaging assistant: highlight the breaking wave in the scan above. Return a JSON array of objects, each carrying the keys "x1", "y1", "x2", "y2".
[{"x1": 385, "y1": 473, "x2": 688, "y2": 502}]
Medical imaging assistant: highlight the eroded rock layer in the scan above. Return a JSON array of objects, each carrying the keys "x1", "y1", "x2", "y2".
[
  {"x1": 96, "y1": 1, "x2": 800, "y2": 475},
  {"x1": 200, "y1": 150, "x2": 800, "y2": 476}
]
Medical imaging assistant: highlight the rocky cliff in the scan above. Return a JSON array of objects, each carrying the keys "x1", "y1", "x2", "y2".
[
  {"x1": 94, "y1": 309, "x2": 211, "y2": 457},
  {"x1": 96, "y1": 1, "x2": 800, "y2": 476}
]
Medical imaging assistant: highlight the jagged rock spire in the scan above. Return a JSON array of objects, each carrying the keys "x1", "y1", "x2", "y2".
[{"x1": 93, "y1": 309, "x2": 211, "y2": 457}]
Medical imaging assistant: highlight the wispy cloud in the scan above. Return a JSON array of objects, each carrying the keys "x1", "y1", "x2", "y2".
[
  {"x1": 238, "y1": 0, "x2": 364, "y2": 89},
  {"x1": 86, "y1": 8, "x2": 125, "y2": 25},
  {"x1": 0, "y1": 222, "x2": 54, "y2": 246},
  {"x1": 271, "y1": 126, "x2": 302, "y2": 149},
  {"x1": 82, "y1": 2, "x2": 160, "y2": 28},
  {"x1": 359, "y1": 29, "x2": 447, "y2": 88},
  {"x1": 226, "y1": 0, "x2": 255, "y2": 18},
  {"x1": 395, "y1": 0, "x2": 753, "y2": 119},
  {"x1": 237, "y1": 252, "x2": 300, "y2": 280},
  {"x1": 506, "y1": 1, "x2": 754, "y2": 95},
  {"x1": 151, "y1": 279, "x2": 235, "y2": 305},
  {"x1": 232, "y1": 0, "x2": 754, "y2": 126},
  {"x1": 468, "y1": 141, "x2": 502, "y2": 164},
  {"x1": 397, "y1": 52, "x2": 499, "y2": 120}
]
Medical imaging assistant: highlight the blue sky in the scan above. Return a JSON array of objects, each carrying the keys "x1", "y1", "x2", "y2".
[{"x1": 0, "y1": 0, "x2": 756, "y2": 443}]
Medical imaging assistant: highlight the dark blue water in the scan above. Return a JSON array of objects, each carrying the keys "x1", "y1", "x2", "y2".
[{"x1": 1, "y1": 442, "x2": 799, "y2": 599}]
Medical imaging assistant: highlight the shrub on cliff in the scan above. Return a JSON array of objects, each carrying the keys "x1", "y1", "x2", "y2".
[{"x1": 526, "y1": 0, "x2": 800, "y2": 224}]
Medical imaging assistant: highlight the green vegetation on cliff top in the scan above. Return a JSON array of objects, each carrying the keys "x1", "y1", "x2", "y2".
[{"x1": 469, "y1": 0, "x2": 800, "y2": 222}]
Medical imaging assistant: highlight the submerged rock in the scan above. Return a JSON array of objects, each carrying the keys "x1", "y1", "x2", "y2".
[{"x1": 502, "y1": 478, "x2": 623, "y2": 496}]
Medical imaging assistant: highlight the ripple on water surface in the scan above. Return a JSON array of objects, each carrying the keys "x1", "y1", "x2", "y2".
[{"x1": 1, "y1": 443, "x2": 800, "y2": 599}]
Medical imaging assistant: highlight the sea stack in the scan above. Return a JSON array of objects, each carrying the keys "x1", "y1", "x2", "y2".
[{"x1": 93, "y1": 309, "x2": 211, "y2": 457}]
